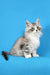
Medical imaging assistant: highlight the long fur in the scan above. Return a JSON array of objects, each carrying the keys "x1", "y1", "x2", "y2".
[{"x1": 2, "y1": 18, "x2": 42, "y2": 60}]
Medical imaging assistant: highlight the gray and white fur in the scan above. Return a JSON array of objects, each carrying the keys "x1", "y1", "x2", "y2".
[{"x1": 2, "y1": 18, "x2": 42, "y2": 60}]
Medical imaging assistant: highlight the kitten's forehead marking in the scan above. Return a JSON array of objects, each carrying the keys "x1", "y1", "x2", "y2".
[{"x1": 32, "y1": 23, "x2": 37, "y2": 26}]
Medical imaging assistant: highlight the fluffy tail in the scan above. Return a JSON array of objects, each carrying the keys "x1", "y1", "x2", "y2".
[{"x1": 2, "y1": 51, "x2": 10, "y2": 61}]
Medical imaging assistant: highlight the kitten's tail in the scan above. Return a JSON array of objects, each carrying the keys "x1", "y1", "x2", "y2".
[{"x1": 2, "y1": 51, "x2": 11, "y2": 61}]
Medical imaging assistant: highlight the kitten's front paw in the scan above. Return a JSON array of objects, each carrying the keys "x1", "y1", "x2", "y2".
[
  {"x1": 33, "y1": 54, "x2": 39, "y2": 57},
  {"x1": 25, "y1": 54, "x2": 31, "y2": 58}
]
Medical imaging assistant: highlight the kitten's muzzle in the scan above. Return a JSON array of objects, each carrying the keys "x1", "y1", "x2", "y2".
[{"x1": 36, "y1": 30, "x2": 38, "y2": 31}]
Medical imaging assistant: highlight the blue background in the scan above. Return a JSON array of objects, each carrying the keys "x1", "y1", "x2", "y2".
[{"x1": 0, "y1": 0, "x2": 50, "y2": 75}]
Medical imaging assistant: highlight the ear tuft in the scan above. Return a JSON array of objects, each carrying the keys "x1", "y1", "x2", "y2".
[
  {"x1": 26, "y1": 20, "x2": 31, "y2": 27},
  {"x1": 36, "y1": 18, "x2": 40, "y2": 25}
]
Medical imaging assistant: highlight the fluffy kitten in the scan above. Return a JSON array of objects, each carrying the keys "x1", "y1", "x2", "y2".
[{"x1": 2, "y1": 18, "x2": 42, "y2": 60}]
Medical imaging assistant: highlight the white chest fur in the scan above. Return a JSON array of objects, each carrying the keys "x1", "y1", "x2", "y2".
[
  {"x1": 29, "y1": 35, "x2": 40, "y2": 50},
  {"x1": 25, "y1": 32, "x2": 40, "y2": 51}
]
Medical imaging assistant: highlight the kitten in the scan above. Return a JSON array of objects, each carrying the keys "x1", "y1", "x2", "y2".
[{"x1": 2, "y1": 18, "x2": 42, "y2": 60}]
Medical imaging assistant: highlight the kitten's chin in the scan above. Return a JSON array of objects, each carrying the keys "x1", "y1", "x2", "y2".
[
  {"x1": 34, "y1": 31, "x2": 42, "y2": 38},
  {"x1": 37, "y1": 31, "x2": 42, "y2": 38}
]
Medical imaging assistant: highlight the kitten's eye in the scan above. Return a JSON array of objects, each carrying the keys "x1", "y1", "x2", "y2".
[
  {"x1": 31, "y1": 28, "x2": 35, "y2": 31},
  {"x1": 37, "y1": 26, "x2": 41, "y2": 30},
  {"x1": 37, "y1": 26, "x2": 39, "y2": 29},
  {"x1": 39, "y1": 28, "x2": 41, "y2": 30}
]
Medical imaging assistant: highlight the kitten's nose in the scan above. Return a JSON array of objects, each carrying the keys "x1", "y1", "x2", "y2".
[{"x1": 36, "y1": 30, "x2": 38, "y2": 31}]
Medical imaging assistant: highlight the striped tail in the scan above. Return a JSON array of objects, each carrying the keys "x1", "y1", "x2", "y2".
[{"x1": 2, "y1": 51, "x2": 10, "y2": 61}]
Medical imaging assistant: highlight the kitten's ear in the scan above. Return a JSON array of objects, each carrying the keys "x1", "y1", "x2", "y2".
[
  {"x1": 26, "y1": 20, "x2": 31, "y2": 27},
  {"x1": 36, "y1": 18, "x2": 40, "y2": 25}
]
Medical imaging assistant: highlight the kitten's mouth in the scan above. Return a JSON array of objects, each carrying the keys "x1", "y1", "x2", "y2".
[{"x1": 34, "y1": 31, "x2": 42, "y2": 37}]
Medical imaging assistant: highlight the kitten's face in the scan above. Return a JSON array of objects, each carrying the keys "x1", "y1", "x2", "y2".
[{"x1": 25, "y1": 18, "x2": 42, "y2": 37}]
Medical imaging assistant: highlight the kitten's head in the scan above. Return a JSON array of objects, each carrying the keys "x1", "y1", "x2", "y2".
[{"x1": 25, "y1": 18, "x2": 42, "y2": 38}]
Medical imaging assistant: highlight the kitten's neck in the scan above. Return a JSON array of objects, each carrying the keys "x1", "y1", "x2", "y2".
[{"x1": 24, "y1": 32, "x2": 40, "y2": 40}]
